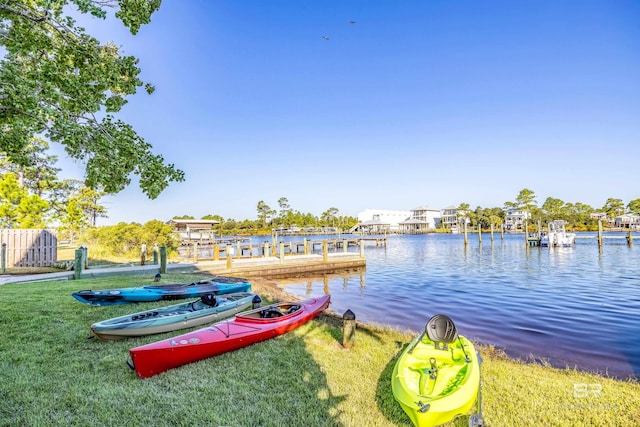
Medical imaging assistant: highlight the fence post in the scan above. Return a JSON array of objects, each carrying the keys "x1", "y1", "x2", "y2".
[
  {"x1": 74, "y1": 248, "x2": 84, "y2": 279},
  {"x1": 160, "y1": 246, "x2": 167, "y2": 274},
  {"x1": 153, "y1": 243, "x2": 159, "y2": 265},
  {"x1": 1, "y1": 243, "x2": 6, "y2": 273},
  {"x1": 141, "y1": 242, "x2": 147, "y2": 266}
]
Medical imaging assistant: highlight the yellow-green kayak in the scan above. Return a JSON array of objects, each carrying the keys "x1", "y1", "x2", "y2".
[{"x1": 392, "y1": 315, "x2": 481, "y2": 427}]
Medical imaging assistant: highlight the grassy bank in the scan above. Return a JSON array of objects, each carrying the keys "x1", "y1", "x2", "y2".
[{"x1": 1, "y1": 273, "x2": 638, "y2": 426}]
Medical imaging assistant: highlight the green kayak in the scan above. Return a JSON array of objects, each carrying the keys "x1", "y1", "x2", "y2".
[{"x1": 392, "y1": 314, "x2": 482, "y2": 427}]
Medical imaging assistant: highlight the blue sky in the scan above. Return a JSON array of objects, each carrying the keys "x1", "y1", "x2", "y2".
[{"x1": 55, "y1": 1, "x2": 640, "y2": 225}]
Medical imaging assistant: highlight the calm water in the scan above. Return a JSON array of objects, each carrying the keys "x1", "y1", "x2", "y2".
[{"x1": 256, "y1": 233, "x2": 640, "y2": 379}]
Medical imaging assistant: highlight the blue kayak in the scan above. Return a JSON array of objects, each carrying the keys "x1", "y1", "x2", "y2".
[{"x1": 72, "y1": 276, "x2": 252, "y2": 306}]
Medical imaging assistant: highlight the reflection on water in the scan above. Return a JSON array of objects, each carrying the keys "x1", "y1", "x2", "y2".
[{"x1": 268, "y1": 233, "x2": 640, "y2": 379}]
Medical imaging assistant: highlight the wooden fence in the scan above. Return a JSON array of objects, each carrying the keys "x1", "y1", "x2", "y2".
[{"x1": 0, "y1": 229, "x2": 58, "y2": 268}]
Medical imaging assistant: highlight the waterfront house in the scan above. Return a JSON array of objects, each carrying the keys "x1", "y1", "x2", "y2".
[
  {"x1": 615, "y1": 214, "x2": 640, "y2": 229},
  {"x1": 166, "y1": 219, "x2": 219, "y2": 241},
  {"x1": 398, "y1": 206, "x2": 440, "y2": 233},
  {"x1": 356, "y1": 208, "x2": 411, "y2": 232},
  {"x1": 440, "y1": 206, "x2": 469, "y2": 231},
  {"x1": 504, "y1": 208, "x2": 531, "y2": 231}
]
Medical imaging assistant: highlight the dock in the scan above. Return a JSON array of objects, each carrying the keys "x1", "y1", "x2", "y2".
[{"x1": 177, "y1": 237, "x2": 385, "y2": 261}]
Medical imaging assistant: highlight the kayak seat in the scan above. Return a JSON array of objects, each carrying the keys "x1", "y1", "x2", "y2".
[
  {"x1": 426, "y1": 314, "x2": 458, "y2": 350},
  {"x1": 288, "y1": 305, "x2": 301, "y2": 313},
  {"x1": 262, "y1": 307, "x2": 284, "y2": 318},
  {"x1": 201, "y1": 294, "x2": 218, "y2": 307}
]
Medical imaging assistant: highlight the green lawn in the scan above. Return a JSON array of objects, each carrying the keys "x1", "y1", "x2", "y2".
[{"x1": 0, "y1": 273, "x2": 638, "y2": 426}]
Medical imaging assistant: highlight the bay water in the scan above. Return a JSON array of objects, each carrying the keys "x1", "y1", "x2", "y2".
[{"x1": 259, "y1": 232, "x2": 640, "y2": 379}]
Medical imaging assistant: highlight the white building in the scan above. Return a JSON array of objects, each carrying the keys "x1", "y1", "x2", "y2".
[
  {"x1": 398, "y1": 206, "x2": 441, "y2": 233},
  {"x1": 504, "y1": 208, "x2": 531, "y2": 231},
  {"x1": 357, "y1": 208, "x2": 411, "y2": 232},
  {"x1": 615, "y1": 214, "x2": 640, "y2": 229}
]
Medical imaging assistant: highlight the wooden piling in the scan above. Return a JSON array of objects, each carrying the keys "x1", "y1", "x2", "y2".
[
  {"x1": 598, "y1": 220, "x2": 603, "y2": 248},
  {"x1": 464, "y1": 222, "x2": 468, "y2": 245},
  {"x1": 160, "y1": 246, "x2": 167, "y2": 274},
  {"x1": 141, "y1": 242, "x2": 146, "y2": 266},
  {"x1": 74, "y1": 248, "x2": 83, "y2": 279},
  {"x1": 342, "y1": 309, "x2": 356, "y2": 348},
  {"x1": 279, "y1": 242, "x2": 285, "y2": 264},
  {"x1": 322, "y1": 240, "x2": 328, "y2": 262}
]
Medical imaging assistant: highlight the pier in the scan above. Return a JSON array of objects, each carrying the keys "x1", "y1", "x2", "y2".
[{"x1": 177, "y1": 237, "x2": 385, "y2": 261}]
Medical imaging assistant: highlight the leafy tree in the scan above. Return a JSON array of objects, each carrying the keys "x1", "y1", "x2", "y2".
[
  {"x1": 320, "y1": 207, "x2": 339, "y2": 227},
  {"x1": 0, "y1": 0, "x2": 184, "y2": 199},
  {"x1": 602, "y1": 198, "x2": 625, "y2": 219},
  {"x1": 456, "y1": 202, "x2": 471, "y2": 227},
  {"x1": 541, "y1": 197, "x2": 565, "y2": 219},
  {"x1": 58, "y1": 197, "x2": 88, "y2": 243},
  {"x1": 256, "y1": 200, "x2": 275, "y2": 228},
  {"x1": 0, "y1": 138, "x2": 87, "y2": 222},
  {"x1": 201, "y1": 214, "x2": 224, "y2": 223},
  {"x1": 277, "y1": 197, "x2": 290, "y2": 224},
  {"x1": 0, "y1": 172, "x2": 49, "y2": 228},
  {"x1": 173, "y1": 215, "x2": 195, "y2": 220},
  {"x1": 627, "y1": 199, "x2": 640, "y2": 215},
  {"x1": 515, "y1": 188, "x2": 537, "y2": 212}
]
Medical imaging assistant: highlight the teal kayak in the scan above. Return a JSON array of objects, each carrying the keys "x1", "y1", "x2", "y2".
[
  {"x1": 72, "y1": 276, "x2": 251, "y2": 306},
  {"x1": 90, "y1": 292, "x2": 260, "y2": 341}
]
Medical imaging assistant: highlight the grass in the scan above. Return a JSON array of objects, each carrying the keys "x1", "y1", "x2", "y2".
[{"x1": 0, "y1": 273, "x2": 638, "y2": 426}]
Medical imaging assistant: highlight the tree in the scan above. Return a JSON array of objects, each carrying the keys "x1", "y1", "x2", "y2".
[
  {"x1": 256, "y1": 200, "x2": 275, "y2": 228},
  {"x1": 602, "y1": 198, "x2": 625, "y2": 220},
  {"x1": 515, "y1": 188, "x2": 537, "y2": 212},
  {"x1": 172, "y1": 215, "x2": 195, "y2": 220},
  {"x1": 320, "y1": 207, "x2": 339, "y2": 227},
  {"x1": 74, "y1": 186, "x2": 107, "y2": 226},
  {"x1": 0, "y1": 137, "x2": 86, "y2": 222},
  {"x1": 0, "y1": 0, "x2": 184, "y2": 199},
  {"x1": 58, "y1": 197, "x2": 88, "y2": 243},
  {"x1": 277, "y1": 197, "x2": 290, "y2": 224},
  {"x1": 457, "y1": 202, "x2": 470, "y2": 227},
  {"x1": 0, "y1": 172, "x2": 49, "y2": 228},
  {"x1": 627, "y1": 198, "x2": 640, "y2": 215},
  {"x1": 541, "y1": 197, "x2": 565, "y2": 220}
]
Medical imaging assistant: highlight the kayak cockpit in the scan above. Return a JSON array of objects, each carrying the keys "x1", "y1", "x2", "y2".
[{"x1": 236, "y1": 302, "x2": 303, "y2": 323}]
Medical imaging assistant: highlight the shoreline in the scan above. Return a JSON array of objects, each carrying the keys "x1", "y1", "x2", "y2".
[{"x1": 251, "y1": 277, "x2": 639, "y2": 383}]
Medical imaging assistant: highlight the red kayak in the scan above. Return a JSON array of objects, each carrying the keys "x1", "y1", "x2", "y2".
[{"x1": 129, "y1": 294, "x2": 331, "y2": 378}]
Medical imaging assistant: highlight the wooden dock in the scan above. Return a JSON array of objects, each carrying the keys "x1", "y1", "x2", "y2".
[
  {"x1": 174, "y1": 238, "x2": 370, "y2": 278},
  {"x1": 178, "y1": 237, "x2": 385, "y2": 261}
]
